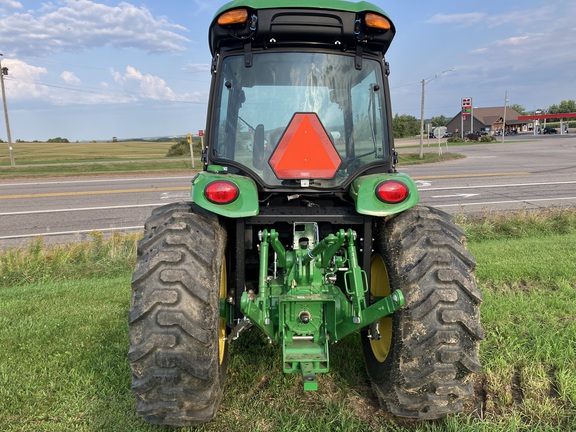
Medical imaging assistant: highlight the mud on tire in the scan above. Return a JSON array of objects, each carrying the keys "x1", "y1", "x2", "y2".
[
  {"x1": 362, "y1": 205, "x2": 484, "y2": 419},
  {"x1": 129, "y1": 202, "x2": 228, "y2": 426}
]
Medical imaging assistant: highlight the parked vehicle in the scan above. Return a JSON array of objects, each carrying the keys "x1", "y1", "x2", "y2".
[{"x1": 543, "y1": 127, "x2": 557, "y2": 134}]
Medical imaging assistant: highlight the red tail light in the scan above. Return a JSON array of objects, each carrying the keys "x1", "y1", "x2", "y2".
[
  {"x1": 375, "y1": 180, "x2": 409, "y2": 204},
  {"x1": 204, "y1": 180, "x2": 239, "y2": 204}
]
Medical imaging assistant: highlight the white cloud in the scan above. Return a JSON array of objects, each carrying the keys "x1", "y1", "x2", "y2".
[
  {"x1": 0, "y1": 0, "x2": 190, "y2": 56},
  {"x1": 111, "y1": 66, "x2": 208, "y2": 104},
  {"x1": 111, "y1": 69, "x2": 123, "y2": 83},
  {"x1": 2, "y1": 59, "x2": 133, "y2": 105},
  {"x1": 183, "y1": 63, "x2": 211, "y2": 73},
  {"x1": 61, "y1": 70, "x2": 81, "y2": 85},
  {"x1": 427, "y1": 12, "x2": 486, "y2": 26},
  {"x1": 1, "y1": 59, "x2": 50, "y2": 100},
  {"x1": 0, "y1": 0, "x2": 23, "y2": 9},
  {"x1": 123, "y1": 65, "x2": 176, "y2": 100}
]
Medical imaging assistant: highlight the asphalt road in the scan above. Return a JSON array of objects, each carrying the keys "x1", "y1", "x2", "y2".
[
  {"x1": 1, "y1": 134, "x2": 575, "y2": 249},
  {"x1": 401, "y1": 133, "x2": 576, "y2": 213}
]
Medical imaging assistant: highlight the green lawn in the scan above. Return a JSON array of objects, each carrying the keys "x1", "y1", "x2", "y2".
[{"x1": 1, "y1": 210, "x2": 575, "y2": 431}]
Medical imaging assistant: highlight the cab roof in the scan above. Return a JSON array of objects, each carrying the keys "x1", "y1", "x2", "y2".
[
  {"x1": 213, "y1": 0, "x2": 390, "y2": 18},
  {"x1": 209, "y1": 0, "x2": 396, "y2": 56}
]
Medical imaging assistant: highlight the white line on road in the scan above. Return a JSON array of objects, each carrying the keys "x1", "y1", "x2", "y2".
[
  {"x1": 419, "y1": 180, "x2": 576, "y2": 191},
  {"x1": 0, "y1": 176, "x2": 192, "y2": 187},
  {"x1": 0, "y1": 203, "x2": 166, "y2": 216},
  {"x1": 431, "y1": 193, "x2": 479, "y2": 199},
  {"x1": 161, "y1": 192, "x2": 191, "y2": 199},
  {"x1": 433, "y1": 196, "x2": 576, "y2": 208},
  {"x1": 420, "y1": 180, "x2": 576, "y2": 192}
]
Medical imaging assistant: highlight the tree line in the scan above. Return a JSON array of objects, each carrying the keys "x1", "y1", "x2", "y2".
[{"x1": 392, "y1": 114, "x2": 449, "y2": 139}]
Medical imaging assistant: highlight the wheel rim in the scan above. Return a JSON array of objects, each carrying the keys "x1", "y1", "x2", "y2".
[
  {"x1": 369, "y1": 254, "x2": 393, "y2": 363},
  {"x1": 219, "y1": 256, "x2": 227, "y2": 365}
]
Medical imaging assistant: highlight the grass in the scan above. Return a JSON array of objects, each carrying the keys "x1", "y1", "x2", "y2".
[
  {"x1": 397, "y1": 152, "x2": 465, "y2": 165},
  {"x1": 1, "y1": 141, "x2": 178, "y2": 164},
  {"x1": 1, "y1": 208, "x2": 575, "y2": 431},
  {"x1": 0, "y1": 159, "x2": 197, "y2": 178},
  {"x1": 0, "y1": 141, "x2": 199, "y2": 178},
  {"x1": 0, "y1": 232, "x2": 138, "y2": 287},
  {"x1": 0, "y1": 140, "x2": 462, "y2": 179}
]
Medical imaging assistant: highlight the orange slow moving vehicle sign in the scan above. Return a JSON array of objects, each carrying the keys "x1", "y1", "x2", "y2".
[{"x1": 269, "y1": 113, "x2": 342, "y2": 179}]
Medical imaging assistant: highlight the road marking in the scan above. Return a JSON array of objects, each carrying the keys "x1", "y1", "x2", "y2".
[
  {"x1": 0, "y1": 186, "x2": 190, "y2": 200},
  {"x1": 0, "y1": 176, "x2": 192, "y2": 187},
  {"x1": 0, "y1": 226, "x2": 144, "y2": 240},
  {"x1": 412, "y1": 172, "x2": 529, "y2": 180},
  {"x1": 431, "y1": 193, "x2": 479, "y2": 199},
  {"x1": 419, "y1": 180, "x2": 576, "y2": 191},
  {"x1": 0, "y1": 203, "x2": 166, "y2": 216},
  {"x1": 161, "y1": 192, "x2": 191, "y2": 199},
  {"x1": 433, "y1": 196, "x2": 576, "y2": 208}
]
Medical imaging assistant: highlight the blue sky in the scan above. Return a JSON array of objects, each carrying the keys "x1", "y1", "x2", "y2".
[{"x1": 0, "y1": 0, "x2": 574, "y2": 142}]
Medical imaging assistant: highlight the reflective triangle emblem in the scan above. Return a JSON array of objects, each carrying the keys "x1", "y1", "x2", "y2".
[{"x1": 269, "y1": 113, "x2": 342, "y2": 179}]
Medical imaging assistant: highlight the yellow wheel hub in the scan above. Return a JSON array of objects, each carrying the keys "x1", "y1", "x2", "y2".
[
  {"x1": 219, "y1": 256, "x2": 227, "y2": 365},
  {"x1": 369, "y1": 254, "x2": 393, "y2": 363}
]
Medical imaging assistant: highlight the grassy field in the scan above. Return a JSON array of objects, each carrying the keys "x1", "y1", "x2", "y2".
[
  {"x1": 1, "y1": 141, "x2": 177, "y2": 164},
  {"x1": 1, "y1": 209, "x2": 575, "y2": 431},
  {"x1": 0, "y1": 141, "x2": 197, "y2": 178},
  {"x1": 0, "y1": 140, "x2": 462, "y2": 178}
]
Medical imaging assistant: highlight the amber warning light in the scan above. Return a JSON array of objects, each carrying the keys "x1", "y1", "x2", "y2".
[
  {"x1": 217, "y1": 8, "x2": 248, "y2": 26},
  {"x1": 365, "y1": 13, "x2": 392, "y2": 30},
  {"x1": 269, "y1": 113, "x2": 342, "y2": 180}
]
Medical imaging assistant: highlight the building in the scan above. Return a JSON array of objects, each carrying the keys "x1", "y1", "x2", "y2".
[{"x1": 446, "y1": 106, "x2": 529, "y2": 135}]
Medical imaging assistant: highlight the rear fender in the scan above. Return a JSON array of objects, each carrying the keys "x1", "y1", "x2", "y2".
[
  {"x1": 349, "y1": 173, "x2": 419, "y2": 216},
  {"x1": 192, "y1": 170, "x2": 259, "y2": 218}
]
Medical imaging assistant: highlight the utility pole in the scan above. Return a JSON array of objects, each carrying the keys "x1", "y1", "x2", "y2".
[
  {"x1": 419, "y1": 78, "x2": 425, "y2": 158},
  {"x1": 419, "y1": 68, "x2": 455, "y2": 158},
  {"x1": 0, "y1": 54, "x2": 15, "y2": 166},
  {"x1": 501, "y1": 90, "x2": 508, "y2": 144}
]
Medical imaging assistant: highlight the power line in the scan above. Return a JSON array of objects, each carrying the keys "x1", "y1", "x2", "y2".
[
  {"x1": 13, "y1": 54, "x2": 210, "y2": 83},
  {"x1": 4, "y1": 75, "x2": 207, "y2": 105}
]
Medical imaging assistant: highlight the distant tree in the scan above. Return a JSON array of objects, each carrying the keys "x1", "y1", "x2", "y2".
[
  {"x1": 510, "y1": 104, "x2": 526, "y2": 115},
  {"x1": 392, "y1": 114, "x2": 420, "y2": 138},
  {"x1": 46, "y1": 137, "x2": 70, "y2": 143},
  {"x1": 429, "y1": 115, "x2": 450, "y2": 127},
  {"x1": 166, "y1": 140, "x2": 190, "y2": 157},
  {"x1": 549, "y1": 100, "x2": 576, "y2": 114}
]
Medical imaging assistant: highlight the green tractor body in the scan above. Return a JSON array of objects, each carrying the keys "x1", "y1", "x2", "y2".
[{"x1": 129, "y1": 0, "x2": 484, "y2": 426}]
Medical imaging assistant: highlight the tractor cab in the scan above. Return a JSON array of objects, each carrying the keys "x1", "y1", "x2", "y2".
[{"x1": 204, "y1": 1, "x2": 398, "y2": 192}]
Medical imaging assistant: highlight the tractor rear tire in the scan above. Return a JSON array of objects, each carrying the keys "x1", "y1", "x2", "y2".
[
  {"x1": 362, "y1": 205, "x2": 484, "y2": 419},
  {"x1": 129, "y1": 202, "x2": 228, "y2": 426}
]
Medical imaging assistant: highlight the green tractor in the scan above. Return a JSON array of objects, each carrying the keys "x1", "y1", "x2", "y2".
[{"x1": 129, "y1": 0, "x2": 484, "y2": 426}]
